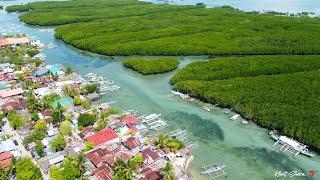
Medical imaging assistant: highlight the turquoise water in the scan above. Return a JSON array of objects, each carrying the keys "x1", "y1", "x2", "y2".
[
  {"x1": 52, "y1": 97, "x2": 73, "y2": 108},
  {"x1": 1, "y1": 0, "x2": 320, "y2": 179},
  {"x1": 147, "y1": 0, "x2": 320, "y2": 15}
]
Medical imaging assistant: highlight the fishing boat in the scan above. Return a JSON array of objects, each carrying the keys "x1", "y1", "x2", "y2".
[
  {"x1": 241, "y1": 120, "x2": 249, "y2": 124},
  {"x1": 141, "y1": 113, "x2": 161, "y2": 123},
  {"x1": 201, "y1": 163, "x2": 227, "y2": 179},
  {"x1": 273, "y1": 135, "x2": 315, "y2": 157},
  {"x1": 172, "y1": 90, "x2": 190, "y2": 99},
  {"x1": 85, "y1": 72, "x2": 97, "y2": 78},
  {"x1": 201, "y1": 165, "x2": 226, "y2": 175},
  {"x1": 202, "y1": 106, "x2": 211, "y2": 112},
  {"x1": 270, "y1": 132, "x2": 315, "y2": 157},
  {"x1": 230, "y1": 114, "x2": 240, "y2": 121}
]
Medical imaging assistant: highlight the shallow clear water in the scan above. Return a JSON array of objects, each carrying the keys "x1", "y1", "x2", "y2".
[{"x1": 1, "y1": 0, "x2": 320, "y2": 179}]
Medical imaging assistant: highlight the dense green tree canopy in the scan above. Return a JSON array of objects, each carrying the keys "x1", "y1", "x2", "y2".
[
  {"x1": 7, "y1": 0, "x2": 320, "y2": 56},
  {"x1": 172, "y1": 55, "x2": 320, "y2": 149},
  {"x1": 16, "y1": 157, "x2": 41, "y2": 180},
  {"x1": 7, "y1": 110, "x2": 25, "y2": 129},
  {"x1": 81, "y1": 84, "x2": 100, "y2": 95},
  {"x1": 155, "y1": 134, "x2": 184, "y2": 153},
  {"x1": 123, "y1": 58, "x2": 179, "y2": 75},
  {"x1": 59, "y1": 120, "x2": 72, "y2": 136},
  {"x1": 50, "y1": 135, "x2": 67, "y2": 152},
  {"x1": 49, "y1": 156, "x2": 83, "y2": 180},
  {"x1": 78, "y1": 113, "x2": 95, "y2": 128}
]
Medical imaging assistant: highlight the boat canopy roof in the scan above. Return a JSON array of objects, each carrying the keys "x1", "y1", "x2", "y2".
[{"x1": 279, "y1": 136, "x2": 302, "y2": 148}]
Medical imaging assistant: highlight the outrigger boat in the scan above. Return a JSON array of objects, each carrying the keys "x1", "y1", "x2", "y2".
[
  {"x1": 171, "y1": 90, "x2": 190, "y2": 99},
  {"x1": 230, "y1": 114, "x2": 240, "y2": 121},
  {"x1": 202, "y1": 106, "x2": 211, "y2": 112},
  {"x1": 201, "y1": 163, "x2": 226, "y2": 179},
  {"x1": 141, "y1": 113, "x2": 161, "y2": 123},
  {"x1": 270, "y1": 131, "x2": 315, "y2": 157}
]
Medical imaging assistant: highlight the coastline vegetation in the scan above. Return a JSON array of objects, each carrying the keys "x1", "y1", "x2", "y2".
[
  {"x1": 123, "y1": 57, "x2": 179, "y2": 75},
  {"x1": 171, "y1": 56, "x2": 320, "y2": 149},
  {"x1": 5, "y1": 5, "x2": 30, "y2": 12},
  {"x1": 6, "y1": 0, "x2": 320, "y2": 56},
  {"x1": 6, "y1": 0, "x2": 320, "y2": 150}
]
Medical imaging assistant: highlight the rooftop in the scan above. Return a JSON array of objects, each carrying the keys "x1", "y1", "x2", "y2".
[
  {"x1": 92, "y1": 165, "x2": 113, "y2": 180},
  {"x1": 0, "y1": 88, "x2": 24, "y2": 98},
  {"x1": 85, "y1": 128, "x2": 118, "y2": 147},
  {"x1": 0, "y1": 37, "x2": 30, "y2": 47}
]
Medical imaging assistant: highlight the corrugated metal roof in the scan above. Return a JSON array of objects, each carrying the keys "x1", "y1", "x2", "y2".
[{"x1": 85, "y1": 128, "x2": 117, "y2": 146}]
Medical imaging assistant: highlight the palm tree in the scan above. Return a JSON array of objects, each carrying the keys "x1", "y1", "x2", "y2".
[
  {"x1": 113, "y1": 158, "x2": 133, "y2": 180},
  {"x1": 77, "y1": 153, "x2": 86, "y2": 179},
  {"x1": 161, "y1": 163, "x2": 174, "y2": 180}
]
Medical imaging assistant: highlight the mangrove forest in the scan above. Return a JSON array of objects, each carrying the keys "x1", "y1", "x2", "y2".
[
  {"x1": 6, "y1": 0, "x2": 320, "y2": 56},
  {"x1": 171, "y1": 55, "x2": 320, "y2": 150},
  {"x1": 123, "y1": 57, "x2": 179, "y2": 75}
]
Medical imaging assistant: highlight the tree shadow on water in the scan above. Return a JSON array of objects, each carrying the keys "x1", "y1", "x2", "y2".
[
  {"x1": 231, "y1": 147, "x2": 308, "y2": 176},
  {"x1": 165, "y1": 111, "x2": 224, "y2": 142}
]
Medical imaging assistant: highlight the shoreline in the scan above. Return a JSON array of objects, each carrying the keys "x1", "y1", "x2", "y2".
[{"x1": 172, "y1": 88, "x2": 320, "y2": 154}]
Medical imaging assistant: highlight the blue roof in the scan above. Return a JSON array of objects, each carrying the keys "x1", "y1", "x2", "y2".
[{"x1": 34, "y1": 67, "x2": 49, "y2": 76}]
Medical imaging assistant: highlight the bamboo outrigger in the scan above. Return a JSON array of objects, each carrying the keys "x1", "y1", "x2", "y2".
[{"x1": 201, "y1": 163, "x2": 227, "y2": 179}]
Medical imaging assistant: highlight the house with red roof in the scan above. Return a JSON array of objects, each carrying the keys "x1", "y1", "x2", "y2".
[
  {"x1": 1, "y1": 97, "x2": 27, "y2": 114},
  {"x1": 85, "y1": 128, "x2": 118, "y2": 147},
  {"x1": 79, "y1": 127, "x2": 92, "y2": 138},
  {"x1": 0, "y1": 151, "x2": 12, "y2": 168},
  {"x1": 122, "y1": 137, "x2": 141, "y2": 153},
  {"x1": 86, "y1": 144, "x2": 134, "y2": 167},
  {"x1": 92, "y1": 164, "x2": 113, "y2": 180},
  {"x1": 0, "y1": 73, "x2": 8, "y2": 81},
  {"x1": 139, "y1": 167, "x2": 161, "y2": 180},
  {"x1": 112, "y1": 115, "x2": 141, "y2": 137},
  {"x1": 141, "y1": 147, "x2": 165, "y2": 166},
  {"x1": 123, "y1": 115, "x2": 140, "y2": 124}
]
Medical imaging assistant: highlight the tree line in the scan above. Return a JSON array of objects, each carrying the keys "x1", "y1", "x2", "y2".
[{"x1": 123, "y1": 57, "x2": 179, "y2": 75}]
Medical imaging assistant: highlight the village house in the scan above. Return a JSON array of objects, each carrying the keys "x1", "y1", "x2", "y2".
[
  {"x1": 141, "y1": 147, "x2": 165, "y2": 167},
  {"x1": 1, "y1": 97, "x2": 27, "y2": 114},
  {"x1": 91, "y1": 164, "x2": 113, "y2": 180},
  {"x1": 139, "y1": 167, "x2": 161, "y2": 180},
  {"x1": 85, "y1": 128, "x2": 118, "y2": 147},
  {"x1": 122, "y1": 136, "x2": 141, "y2": 154},
  {"x1": 0, "y1": 151, "x2": 13, "y2": 168},
  {"x1": 86, "y1": 143, "x2": 134, "y2": 167},
  {"x1": 0, "y1": 87, "x2": 24, "y2": 99},
  {"x1": 0, "y1": 36, "x2": 30, "y2": 47}
]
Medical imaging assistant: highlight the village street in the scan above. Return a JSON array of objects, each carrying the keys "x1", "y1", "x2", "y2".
[{"x1": 2, "y1": 118, "x2": 49, "y2": 180}]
